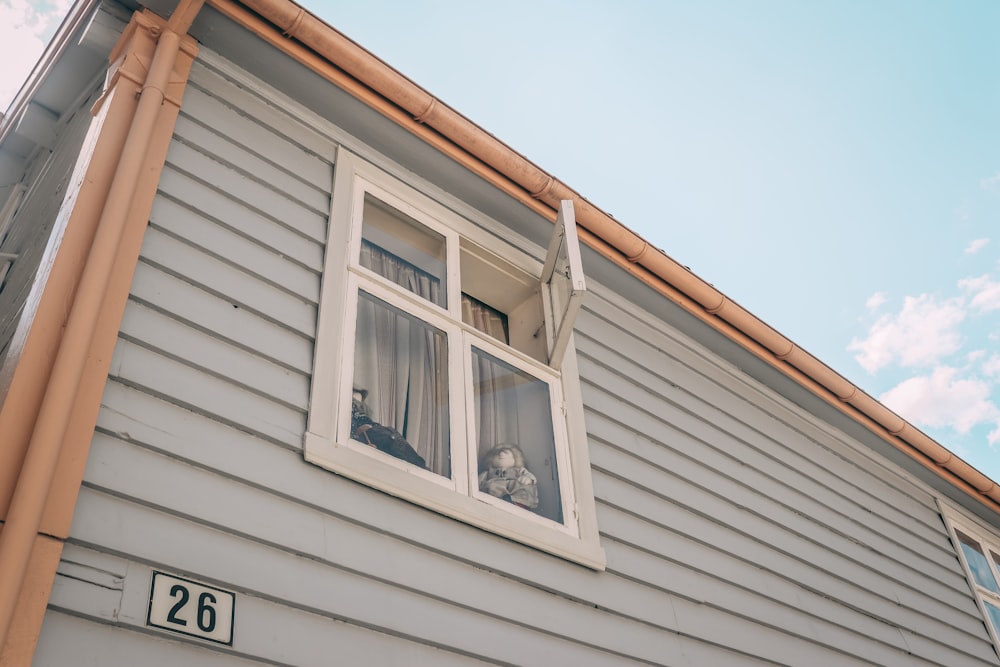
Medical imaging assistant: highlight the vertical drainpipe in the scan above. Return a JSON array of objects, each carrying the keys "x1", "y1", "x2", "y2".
[{"x1": 0, "y1": 0, "x2": 203, "y2": 653}]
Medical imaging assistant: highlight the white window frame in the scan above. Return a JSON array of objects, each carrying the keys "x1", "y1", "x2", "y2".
[
  {"x1": 542, "y1": 199, "x2": 586, "y2": 369},
  {"x1": 306, "y1": 148, "x2": 605, "y2": 569},
  {"x1": 939, "y1": 499, "x2": 1000, "y2": 654}
]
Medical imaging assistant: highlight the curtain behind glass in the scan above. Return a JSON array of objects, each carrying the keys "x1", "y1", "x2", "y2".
[
  {"x1": 355, "y1": 242, "x2": 449, "y2": 476},
  {"x1": 356, "y1": 241, "x2": 527, "y2": 486},
  {"x1": 471, "y1": 348, "x2": 562, "y2": 523},
  {"x1": 463, "y1": 296, "x2": 511, "y2": 450},
  {"x1": 361, "y1": 241, "x2": 442, "y2": 307},
  {"x1": 462, "y1": 294, "x2": 508, "y2": 345}
]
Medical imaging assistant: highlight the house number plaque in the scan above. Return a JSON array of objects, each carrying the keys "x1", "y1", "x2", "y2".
[{"x1": 147, "y1": 571, "x2": 235, "y2": 645}]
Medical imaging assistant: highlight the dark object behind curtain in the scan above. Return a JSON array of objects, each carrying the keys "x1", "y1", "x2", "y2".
[{"x1": 355, "y1": 240, "x2": 513, "y2": 479}]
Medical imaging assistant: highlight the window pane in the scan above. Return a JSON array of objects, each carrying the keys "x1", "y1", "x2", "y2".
[
  {"x1": 957, "y1": 531, "x2": 1000, "y2": 594},
  {"x1": 472, "y1": 348, "x2": 562, "y2": 523},
  {"x1": 351, "y1": 291, "x2": 450, "y2": 477},
  {"x1": 985, "y1": 601, "x2": 1000, "y2": 634},
  {"x1": 461, "y1": 241, "x2": 546, "y2": 362},
  {"x1": 361, "y1": 194, "x2": 447, "y2": 308},
  {"x1": 462, "y1": 293, "x2": 509, "y2": 344}
]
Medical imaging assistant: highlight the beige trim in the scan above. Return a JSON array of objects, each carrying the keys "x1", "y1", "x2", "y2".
[
  {"x1": 0, "y1": 6, "x2": 200, "y2": 655},
  {"x1": 210, "y1": 0, "x2": 1000, "y2": 514},
  {"x1": 0, "y1": 533, "x2": 61, "y2": 666}
]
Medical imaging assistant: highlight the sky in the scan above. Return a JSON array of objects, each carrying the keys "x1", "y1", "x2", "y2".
[{"x1": 3, "y1": 0, "x2": 1000, "y2": 482}]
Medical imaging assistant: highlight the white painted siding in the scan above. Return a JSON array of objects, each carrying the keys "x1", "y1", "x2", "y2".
[{"x1": 42, "y1": 54, "x2": 1000, "y2": 666}]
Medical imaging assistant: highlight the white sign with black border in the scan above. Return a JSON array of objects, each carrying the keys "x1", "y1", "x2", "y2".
[{"x1": 147, "y1": 571, "x2": 235, "y2": 645}]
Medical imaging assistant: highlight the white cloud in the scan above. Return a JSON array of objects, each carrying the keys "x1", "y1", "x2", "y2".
[
  {"x1": 959, "y1": 275, "x2": 1000, "y2": 312},
  {"x1": 848, "y1": 294, "x2": 966, "y2": 373},
  {"x1": 982, "y1": 172, "x2": 1000, "y2": 191},
  {"x1": 865, "y1": 292, "x2": 888, "y2": 311},
  {"x1": 965, "y1": 238, "x2": 990, "y2": 254},
  {"x1": 880, "y1": 366, "x2": 1000, "y2": 441},
  {"x1": 983, "y1": 354, "x2": 1000, "y2": 378},
  {"x1": 0, "y1": 0, "x2": 74, "y2": 110}
]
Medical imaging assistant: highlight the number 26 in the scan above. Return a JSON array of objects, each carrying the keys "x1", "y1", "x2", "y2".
[{"x1": 167, "y1": 584, "x2": 217, "y2": 632}]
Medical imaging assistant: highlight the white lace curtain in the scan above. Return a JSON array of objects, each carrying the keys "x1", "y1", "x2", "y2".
[
  {"x1": 356, "y1": 241, "x2": 518, "y2": 476},
  {"x1": 355, "y1": 242, "x2": 448, "y2": 474}
]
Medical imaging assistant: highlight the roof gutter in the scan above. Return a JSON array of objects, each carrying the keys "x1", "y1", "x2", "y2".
[{"x1": 216, "y1": 0, "x2": 999, "y2": 512}]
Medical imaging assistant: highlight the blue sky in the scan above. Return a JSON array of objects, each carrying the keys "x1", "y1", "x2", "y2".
[{"x1": 5, "y1": 0, "x2": 1000, "y2": 481}]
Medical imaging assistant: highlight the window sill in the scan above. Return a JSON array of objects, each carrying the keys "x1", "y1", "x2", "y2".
[{"x1": 304, "y1": 431, "x2": 607, "y2": 570}]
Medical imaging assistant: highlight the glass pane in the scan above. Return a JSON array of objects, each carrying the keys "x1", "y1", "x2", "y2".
[
  {"x1": 351, "y1": 291, "x2": 450, "y2": 477},
  {"x1": 472, "y1": 348, "x2": 562, "y2": 523},
  {"x1": 462, "y1": 293, "x2": 509, "y2": 344},
  {"x1": 985, "y1": 601, "x2": 1000, "y2": 635},
  {"x1": 360, "y1": 194, "x2": 447, "y2": 308},
  {"x1": 461, "y1": 242, "x2": 546, "y2": 362},
  {"x1": 957, "y1": 531, "x2": 1000, "y2": 594}
]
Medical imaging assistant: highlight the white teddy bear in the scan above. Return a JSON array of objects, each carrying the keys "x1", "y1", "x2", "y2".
[{"x1": 478, "y1": 445, "x2": 539, "y2": 509}]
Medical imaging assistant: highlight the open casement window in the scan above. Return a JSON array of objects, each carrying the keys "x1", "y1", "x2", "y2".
[
  {"x1": 306, "y1": 149, "x2": 605, "y2": 569},
  {"x1": 940, "y1": 503, "x2": 1000, "y2": 655},
  {"x1": 542, "y1": 200, "x2": 586, "y2": 369}
]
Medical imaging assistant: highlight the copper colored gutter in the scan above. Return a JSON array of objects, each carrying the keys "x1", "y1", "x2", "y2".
[
  {"x1": 0, "y1": 2, "x2": 204, "y2": 649},
  {"x1": 210, "y1": 0, "x2": 1000, "y2": 513}
]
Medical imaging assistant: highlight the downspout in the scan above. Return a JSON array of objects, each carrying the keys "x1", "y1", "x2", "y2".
[
  {"x1": 0, "y1": 0, "x2": 205, "y2": 646},
  {"x1": 212, "y1": 0, "x2": 1000, "y2": 512}
]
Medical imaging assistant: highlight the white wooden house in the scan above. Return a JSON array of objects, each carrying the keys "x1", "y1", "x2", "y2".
[{"x1": 3, "y1": 0, "x2": 1000, "y2": 664}]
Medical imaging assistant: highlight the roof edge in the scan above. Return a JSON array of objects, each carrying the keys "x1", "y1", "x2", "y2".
[
  {"x1": 0, "y1": 0, "x2": 103, "y2": 144},
  {"x1": 212, "y1": 0, "x2": 1000, "y2": 514}
]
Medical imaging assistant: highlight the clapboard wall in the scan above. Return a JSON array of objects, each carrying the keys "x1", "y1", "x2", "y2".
[{"x1": 33, "y1": 52, "x2": 1000, "y2": 667}]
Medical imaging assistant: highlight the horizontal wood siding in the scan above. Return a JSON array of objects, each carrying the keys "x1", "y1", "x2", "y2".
[
  {"x1": 575, "y1": 295, "x2": 998, "y2": 666},
  {"x1": 46, "y1": 55, "x2": 998, "y2": 666}
]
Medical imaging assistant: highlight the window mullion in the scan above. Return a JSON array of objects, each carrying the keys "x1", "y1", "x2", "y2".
[
  {"x1": 981, "y1": 587, "x2": 1000, "y2": 607},
  {"x1": 445, "y1": 225, "x2": 462, "y2": 320},
  {"x1": 449, "y1": 327, "x2": 471, "y2": 495},
  {"x1": 462, "y1": 329, "x2": 485, "y2": 500}
]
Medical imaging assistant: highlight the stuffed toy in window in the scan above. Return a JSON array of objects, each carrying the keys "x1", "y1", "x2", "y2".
[
  {"x1": 478, "y1": 445, "x2": 539, "y2": 510},
  {"x1": 351, "y1": 388, "x2": 426, "y2": 469}
]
